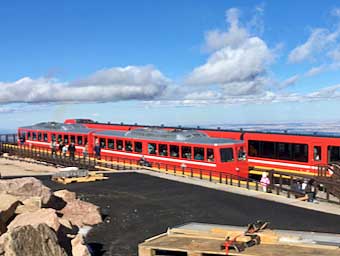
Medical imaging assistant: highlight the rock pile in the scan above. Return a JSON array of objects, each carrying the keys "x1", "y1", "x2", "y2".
[{"x1": 0, "y1": 177, "x2": 102, "y2": 256}]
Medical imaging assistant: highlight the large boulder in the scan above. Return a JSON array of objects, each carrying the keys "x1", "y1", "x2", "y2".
[
  {"x1": 54, "y1": 190, "x2": 76, "y2": 203},
  {"x1": 8, "y1": 208, "x2": 60, "y2": 233},
  {"x1": 71, "y1": 234, "x2": 91, "y2": 256},
  {"x1": 0, "y1": 194, "x2": 20, "y2": 235},
  {"x1": 0, "y1": 177, "x2": 51, "y2": 205},
  {"x1": 15, "y1": 196, "x2": 41, "y2": 214},
  {"x1": 60, "y1": 199, "x2": 102, "y2": 227},
  {"x1": 0, "y1": 224, "x2": 67, "y2": 256}
]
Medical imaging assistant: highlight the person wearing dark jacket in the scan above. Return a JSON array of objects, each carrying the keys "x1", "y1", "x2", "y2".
[
  {"x1": 94, "y1": 143, "x2": 101, "y2": 159},
  {"x1": 305, "y1": 179, "x2": 317, "y2": 202},
  {"x1": 68, "y1": 142, "x2": 76, "y2": 160}
]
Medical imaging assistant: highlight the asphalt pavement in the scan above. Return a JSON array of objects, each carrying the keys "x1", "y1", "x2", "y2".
[{"x1": 40, "y1": 173, "x2": 340, "y2": 256}]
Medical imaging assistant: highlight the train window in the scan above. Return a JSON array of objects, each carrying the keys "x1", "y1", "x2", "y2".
[
  {"x1": 261, "y1": 141, "x2": 275, "y2": 158},
  {"x1": 238, "y1": 147, "x2": 246, "y2": 160},
  {"x1": 108, "y1": 139, "x2": 114, "y2": 149},
  {"x1": 277, "y1": 142, "x2": 292, "y2": 160},
  {"x1": 117, "y1": 140, "x2": 123, "y2": 150},
  {"x1": 100, "y1": 138, "x2": 107, "y2": 148},
  {"x1": 194, "y1": 147, "x2": 204, "y2": 160},
  {"x1": 159, "y1": 144, "x2": 168, "y2": 156},
  {"x1": 27, "y1": 132, "x2": 31, "y2": 140},
  {"x1": 38, "y1": 132, "x2": 42, "y2": 141},
  {"x1": 70, "y1": 135, "x2": 75, "y2": 143},
  {"x1": 292, "y1": 144, "x2": 308, "y2": 162},
  {"x1": 314, "y1": 146, "x2": 321, "y2": 161},
  {"x1": 51, "y1": 134, "x2": 56, "y2": 141},
  {"x1": 43, "y1": 133, "x2": 48, "y2": 142},
  {"x1": 170, "y1": 145, "x2": 179, "y2": 158},
  {"x1": 134, "y1": 141, "x2": 142, "y2": 153},
  {"x1": 148, "y1": 143, "x2": 156, "y2": 155},
  {"x1": 64, "y1": 135, "x2": 69, "y2": 144},
  {"x1": 58, "y1": 134, "x2": 62, "y2": 142},
  {"x1": 181, "y1": 146, "x2": 192, "y2": 159},
  {"x1": 32, "y1": 132, "x2": 37, "y2": 140},
  {"x1": 207, "y1": 148, "x2": 215, "y2": 162},
  {"x1": 77, "y1": 136, "x2": 83, "y2": 145},
  {"x1": 249, "y1": 140, "x2": 308, "y2": 162},
  {"x1": 328, "y1": 146, "x2": 340, "y2": 162},
  {"x1": 248, "y1": 141, "x2": 260, "y2": 157},
  {"x1": 125, "y1": 141, "x2": 133, "y2": 152},
  {"x1": 220, "y1": 148, "x2": 234, "y2": 162}
]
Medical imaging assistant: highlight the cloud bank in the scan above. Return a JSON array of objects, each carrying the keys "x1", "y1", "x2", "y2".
[{"x1": 0, "y1": 66, "x2": 170, "y2": 104}]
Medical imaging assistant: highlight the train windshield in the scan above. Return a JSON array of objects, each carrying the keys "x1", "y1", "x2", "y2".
[{"x1": 220, "y1": 148, "x2": 234, "y2": 162}]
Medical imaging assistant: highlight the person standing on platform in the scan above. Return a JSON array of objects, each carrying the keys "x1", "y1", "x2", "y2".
[
  {"x1": 51, "y1": 140, "x2": 57, "y2": 158},
  {"x1": 83, "y1": 143, "x2": 88, "y2": 158},
  {"x1": 260, "y1": 172, "x2": 270, "y2": 193},
  {"x1": 68, "y1": 142, "x2": 76, "y2": 160},
  {"x1": 94, "y1": 142, "x2": 101, "y2": 160},
  {"x1": 305, "y1": 179, "x2": 317, "y2": 202},
  {"x1": 62, "y1": 144, "x2": 68, "y2": 158}
]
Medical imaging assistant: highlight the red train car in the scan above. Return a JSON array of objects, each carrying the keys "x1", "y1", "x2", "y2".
[
  {"x1": 17, "y1": 122, "x2": 95, "y2": 154},
  {"x1": 244, "y1": 131, "x2": 340, "y2": 176},
  {"x1": 64, "y1": 119, "x2": 339, "y2": 176},
  {"x1": 93, "y1": 128, "x2": 248, "y2": 178},
  {"x1": 17, "y1": 122, "x2": 248, "y2": 178}
]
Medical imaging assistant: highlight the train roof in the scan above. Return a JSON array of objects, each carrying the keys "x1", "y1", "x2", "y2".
[
  {"x1": 20, "y1": 122, "x2": 93, "y2": 134},
  {"x1": 75, "y1": 119, "x2": 340, "y2": 139},
  {"x1": 94, "y1": 128, "x2": 243, "y2": 146}
]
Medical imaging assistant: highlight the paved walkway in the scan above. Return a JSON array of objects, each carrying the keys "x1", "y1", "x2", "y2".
[{"x1": 136, "y1": 169, "x2": 340, "y2": 217}]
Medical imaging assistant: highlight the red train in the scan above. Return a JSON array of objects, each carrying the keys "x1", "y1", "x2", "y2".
[
  {"x1": 64, "y1": 119, "x2": 339, "y2": 176},
  {"x1": 17, "y1": 122, "x2": 248, "y2": 178}
]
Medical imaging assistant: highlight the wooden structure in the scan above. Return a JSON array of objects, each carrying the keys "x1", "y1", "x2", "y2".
[
  {"x1": 52, "y1": 171, "x2": 108, "y2": 184},
  {"x1": 138, "y1": 223, "x2": 340, "y2": 256}
]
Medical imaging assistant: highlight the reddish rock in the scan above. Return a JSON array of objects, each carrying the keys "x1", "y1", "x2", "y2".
[
  {"x1": 60, "y1": 199, "x2": 102, "y2": 227},
  {"x1": 71, "y1": 234, "x2": 91, "y2": 256},
  {"x1": 54, "y1": 189, "x2": 76, "y2": 203},
  {"x1": 8, "y1": 208, "x2": 60, "y2": 233},
  {"x1": 0, "y1": 177, "x2": 51, "y2": 205},
  {"x1": 1, "y1": 224, "x2": 67, "y2": 256}
]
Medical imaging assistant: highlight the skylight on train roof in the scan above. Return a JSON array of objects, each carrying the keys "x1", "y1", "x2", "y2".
[{"x1": 125, "y1": 128, "x2": 208, "y2": 141}]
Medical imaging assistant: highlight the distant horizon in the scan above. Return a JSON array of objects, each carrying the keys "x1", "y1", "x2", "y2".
[{"x1": 5, "y1": 119, "x2": 340, "y2": 133}]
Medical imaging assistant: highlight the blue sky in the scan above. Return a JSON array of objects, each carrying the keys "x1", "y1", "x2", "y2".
[{"x1": 1, "y1": 0, "x2": 340, "y2": 129}]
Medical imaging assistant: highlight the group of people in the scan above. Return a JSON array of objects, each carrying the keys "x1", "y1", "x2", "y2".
[
  {"x1": 50, "y1": 140, "x2": 78, "y2": 160},
  {"x1": 292, "y1": 178, "x2": 318, "y2": 202}
]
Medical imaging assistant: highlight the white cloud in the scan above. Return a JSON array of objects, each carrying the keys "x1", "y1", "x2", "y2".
[
  {"x1": 306, "y1": 84, "x2": 340, "y2": 99},
  {"x1": 304, "y1": 66, "x2": 325, "y2": 77},
  {"x1": 332, "y1": 8, "x2": 340, "y2": 17},
  {"x1": 328, "y1": 46, "x2": 340, "y2": 62},
  {"x1": 279, "y1": 75, "x2": 300, "y2": 89},
  {"x1": 0, "y1": 106, "x2": 15, "y2": 113},
  {"x1": 187, "y1": 7, "x2": 273, "y2": 98},
  {"x1": 203, "y1": 8, "x2": 248, "y2": 52},
  {"x1": 288, "y1": 28, "x2": 340, "y2": 63},
  {"x1": 0, "y1": 66, "x2": 170, "y2": 104}
]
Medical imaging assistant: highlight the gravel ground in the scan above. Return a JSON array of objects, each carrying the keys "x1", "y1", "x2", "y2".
[
  {"x1": 0, "y1": 157, "x2": 59, "y2": 176},
  {"x1": 39, "y1": 173, "x2": 340, "y2": 256}
]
